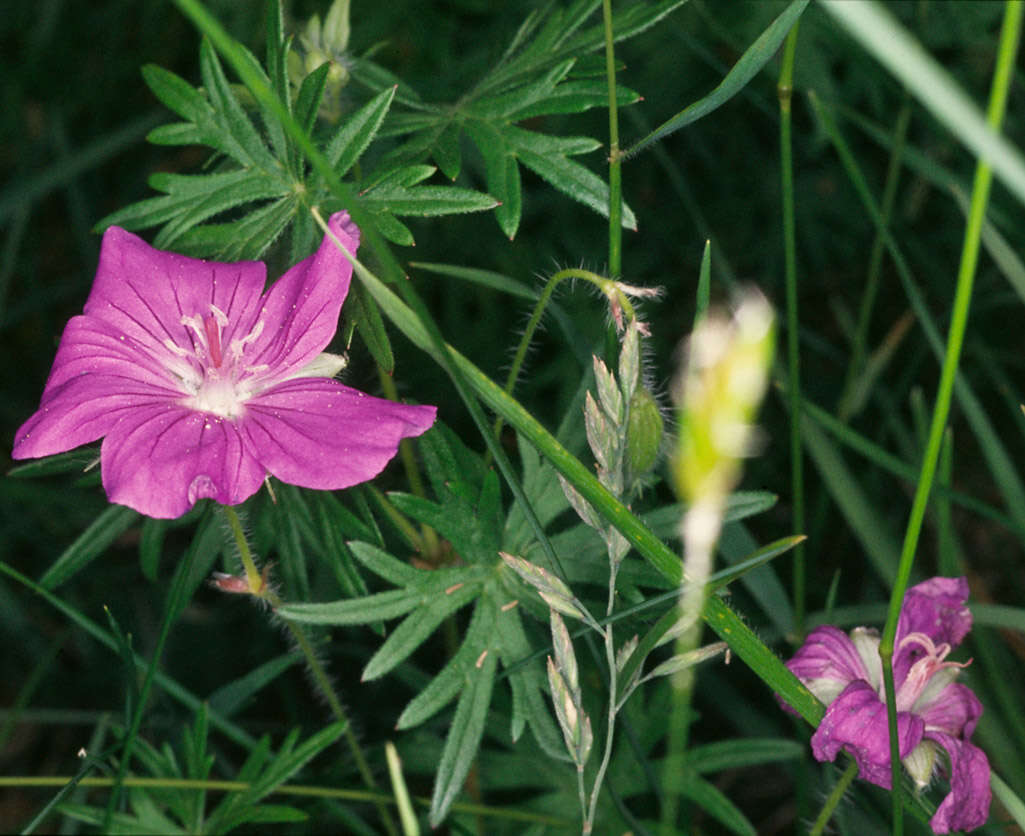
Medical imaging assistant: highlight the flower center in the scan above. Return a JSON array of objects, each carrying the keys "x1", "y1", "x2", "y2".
[
  {"x1": 164, "y1": 304, "x2": 267, "y2": 420},
  {"x1": 894, "y1": 631, "x2": 969, "y2": 712}
]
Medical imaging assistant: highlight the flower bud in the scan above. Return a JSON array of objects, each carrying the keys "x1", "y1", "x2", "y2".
[{"x1": 625, "y1": 386, "x2": 663, "y2": 480}]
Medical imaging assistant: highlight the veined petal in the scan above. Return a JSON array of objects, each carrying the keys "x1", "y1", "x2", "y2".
[
  {"x1": 895, "y1": 577, "x2": 972, "y2": 682},
  {"x1": 86, "y1": 226, "x2": 267, "y2": 362},
  {"x1": 13, "y1": 372, "x2": 180, "y2": 460},
  {"x1": 247, "y1": 212, "x2": 360, "y2": 379},
  {"x1": 785, "y1": 625, "x2": 874, "y2": 706},
  {"x1": 811, "y1": 680, "x2": 923, "y2": 789},
  {"x1": 918, "y1": 681, "x2": 983, "y2": 739},
  {"x1": 926, "y1": 732, "x2": 991, "y2": 834},
  {"x1": 37, "y1": 315, "x2": 191, "y2": 398},
  {"x1": 101, "y1": 403, "x2": 265, "y2": 519},
  {"x1": 240, "y1": 377, "x2": 435, "y2": 490}
]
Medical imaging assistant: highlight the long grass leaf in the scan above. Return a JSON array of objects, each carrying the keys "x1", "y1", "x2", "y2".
[
  {"x1": 820, "y1": 0, "x2": 1025, "y2": 206},
  {"x1": 625, "y1": 0, "x2": 809, "y2": 157}
]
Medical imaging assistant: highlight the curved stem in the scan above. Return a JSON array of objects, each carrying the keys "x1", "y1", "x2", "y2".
[{"x1": 492, "y1": 267, "x2": 639, "y2": 445}]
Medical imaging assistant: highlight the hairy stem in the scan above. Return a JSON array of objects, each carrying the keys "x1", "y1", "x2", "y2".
[{"x1": 220, "y1": 505, "x2": 397, "y2": 836}]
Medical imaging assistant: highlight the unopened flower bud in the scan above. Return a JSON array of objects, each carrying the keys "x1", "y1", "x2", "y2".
[{"x1": 625, "y1": 386, "x2": 663, "y2": 480}]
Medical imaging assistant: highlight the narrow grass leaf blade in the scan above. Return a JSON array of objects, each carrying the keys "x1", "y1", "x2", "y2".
[
  {"x1": 409, "y1": 262, "x2": 536, "y2": 299},
  {"x1": 208, "y1": 652, "x2": 302, "y2": 718},
  {"x1": 249, "y1": 722, "x2": 347, "y2": 799},
  {"x1": 800, "y1": 415, "x2": 900, "y2": 584},
  {"x1": 39, "y1": 505, "x2": 138, "y2": 591},
  {"x1": 625, "y1": 0, "x2": 810, "y2": 158},
  {"x1": 820, "y1": 0, "x2": 1025, "y2": 206},
  {"x1": 679, "y1": 773, "x2": 756, "y2": 836}
]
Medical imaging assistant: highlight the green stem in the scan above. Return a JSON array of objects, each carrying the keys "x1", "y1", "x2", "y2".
[
  {"x1": 584, "y1": 623, "x2": 619, "y2": 833},
  {"x1": 602, "y1": 0, "x2": 622, "y2": 279},
  {"x1": 0, "y1": 775, "x2": 572, "y2": 828},
  {"x1": 878, "y1": 4, "x2": 1022, "y2": 832},
  {"x1": 330, "y1": 239, "x2": 824, "y2": 722},
  {"x1": 491, "y1": 267, "x2": 639, "y2": 446},
  {"x1": 365, "y1": 484, "x2": 426, "y2": 553},
  {"x1": 220, "y1": 506, "x2": 398, "y2": 836},
  {"x1": 809, "y1": 761, "x2": 858, "y2": 836},
  {"x1": 223, "y1": 503, "x2": 263, "y2": 592},
  {"x1": 582, "y1": 540, "x2": 625, "y2": 832},
  {"x1": 778, "y1": 22, "x2": 804, "y2": 639}
]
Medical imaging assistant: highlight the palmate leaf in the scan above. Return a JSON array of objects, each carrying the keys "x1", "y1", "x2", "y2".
[
  {"x1": 278, "y1": 425, "x2": 561, "y2": 826},
  {"x1": 96, "y1": 42, "x2": 296, "y2": 256},
  {"x1": 98, "y1": 4, "x2": 495, "y2": 257},
  {"x1": 352, "y1": 0, "x2": 680, "y2": 237}
]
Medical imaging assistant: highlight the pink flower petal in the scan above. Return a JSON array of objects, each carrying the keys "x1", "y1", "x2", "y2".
[
  {"x1": 101, "y1": 402, "x2": 265, "y2": 518},
  {"x1": 895, "y1": 577, "x2": 972, "y2": 682},
  {"x1": 811, "y1": 679, "x2": 923, "y2": 789},
  {"x1": 926, "y1": 732, "x2": 991, "y2": 834},
  {"x1": 35, "y1": 314, "x2": 187, "y2": 398},
  {"x1": 247, "y1": 212, "x2": 360, "y2": 378},
  {"x1": 919, "y1": 681, "x2": 983, "y2": 739},
  {"x1": 241, "y1": 377, "x2": 435, "y2": 490},
  {"x1": 783, "y1": 625, "x2": 873, "y2": 707},
  {"x1": 13, "y1": 372, "x2": 180, "y2": 460},
  {"x1": 85, "y1": 226, "x2": 268, "y2": 363}
]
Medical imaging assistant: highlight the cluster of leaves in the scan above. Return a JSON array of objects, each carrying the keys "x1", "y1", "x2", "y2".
[
  {"x1": 11, "y1": 0, "x2": 1025, "y2": 833},
  {"x1": 98, "y1": 0, "x2": 682, "y2": 260},
  {"x1": 360, "y1": 0, "x2": 687, "y2": 238},
  {"x1": 277, "y1": 415, "x2": 801, "y2": 828},
  {"x1": 97, "y1": 2, "x2": 495, "y2": 262},
  {"x1": 60, "y1": 707, "x2": 347, "y2": 834}
]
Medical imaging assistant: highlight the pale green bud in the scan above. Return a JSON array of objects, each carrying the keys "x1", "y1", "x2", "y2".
[{"x1": 625, "y1": 386, "x2": 663, "y2": 479}]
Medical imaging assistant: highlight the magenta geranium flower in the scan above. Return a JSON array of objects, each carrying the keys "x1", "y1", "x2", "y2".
[
  {"x1": 12, "y1": 212, "x2": 436, "y2": 519},
  {"x1": 782, "y1": 577, "x2": 990, "y2": 833}
]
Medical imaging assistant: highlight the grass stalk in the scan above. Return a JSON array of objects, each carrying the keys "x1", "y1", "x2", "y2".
[
  {"x1": 602, "y1": 0, "x2": 623, "y2": 280},
  {"x1": 877, "y1": 3, "x2": 1023, "y2": 831},
  {"x1": 778, "y1": 22, "x2": 804, "y2": 639}
]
